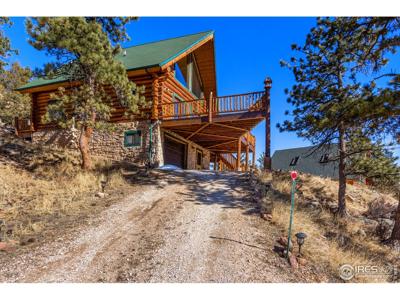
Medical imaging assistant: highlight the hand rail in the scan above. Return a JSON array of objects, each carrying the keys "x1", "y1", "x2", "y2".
[
  {"x1": 213, "y1": 91, "x2": 265, "y2": 114},
  {"x1": 161, "y1": 99, "x2": 208, "y2": 119},
  {"x1": 14, "y1": 117, "x2": 33, "y2": 133}
]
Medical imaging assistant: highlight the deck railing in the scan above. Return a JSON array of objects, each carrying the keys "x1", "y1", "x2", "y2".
[
  {"x1": 160, "y1": 91, "x2": 265, "y2": 120},
  {"x1": 220, "y1": 153, "x2": 237, "y2": 170},
  {"x1": 14, "y1": 117, "x2": 33, "y2": 136},
  {"x1": 161, "y1": 99, "x2": 207, "y2": 119},
  {"x1": 218, "y1": 153, "x2": 249, "y2": 171},
  {"x1": 213, "y1": 91, "x2": 265, "y2": 114}
]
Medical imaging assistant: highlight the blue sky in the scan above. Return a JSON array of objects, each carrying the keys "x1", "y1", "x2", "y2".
[{"x1": 4, "y1": 17, "x2": 399, "y2": 161}]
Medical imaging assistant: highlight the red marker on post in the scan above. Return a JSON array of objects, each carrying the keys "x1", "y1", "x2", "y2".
[{"x1": 290, "y1": 171, "x2": 298, "y2": 181}]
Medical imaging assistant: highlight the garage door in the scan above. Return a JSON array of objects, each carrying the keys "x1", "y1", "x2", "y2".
[{"x1": 164, "y1": 136, "x2": 186, "y2": 169}]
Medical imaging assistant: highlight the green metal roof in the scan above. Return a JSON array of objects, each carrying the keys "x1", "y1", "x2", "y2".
[{"x1": 18, "y1": 30, "x2": 214, "y2": 91}]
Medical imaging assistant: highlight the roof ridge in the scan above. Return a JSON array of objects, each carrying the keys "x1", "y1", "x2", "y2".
[
  {"x1": 121, "y1": 30, "x2": 214, "y2": 50},
  {"x1": 274, "y1": 144, "x2": 338, "y2": 152}
]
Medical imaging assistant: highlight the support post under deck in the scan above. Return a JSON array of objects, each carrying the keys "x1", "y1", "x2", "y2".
[
  {"x1": 236, "y1": 138, "x2": 242, "y2": 171},
  {"x1": 245, "y1": 145, "x2": 249, "y2": 171},
  {"x1": 264, "y1": 77, "x2": 272, "y2": 171}
]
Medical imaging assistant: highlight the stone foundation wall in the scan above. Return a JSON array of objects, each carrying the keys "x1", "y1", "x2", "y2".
[
  {"x1": 32, "y1": 120, "x2": 163, "y2": 167},
  {"x1": 90, "y1": 121, "x2": 151, "y2": 165},
  {"x1": 31, "y1": 122, "x2": 210, "y2": 170}
]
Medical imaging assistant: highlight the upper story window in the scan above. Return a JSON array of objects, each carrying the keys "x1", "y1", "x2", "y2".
[
  {"x1": 289, "y1": 156, "x2": 299, "y2": 166},
  {"x1": 174, "y1": 53, "x2": 204, "y2": 99}
]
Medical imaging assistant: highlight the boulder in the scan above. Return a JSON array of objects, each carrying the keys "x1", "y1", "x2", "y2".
[
  {"x1": 273, "y1": 245, "x2": 285, "y2": 256},
  {"x1": 95, "y1": 192, "x2": 106, "y2": 198},
  {"x1": 306, "y1": 201, "x2": 322, "y2": 211},
  {"x1": 260, "y1": 213, "x2": 272, "y2": 221},
  {"x1": 0, "y1": 241, "x2": 16, "y2": 253},
  {"x1": 355, "y1": 229, "x2": 367, "y2": 239},
  {"x1": 376, "y1": 218, "x2": 395, "y2": 241},
  {"x1": 289, "y1": 254, "x2": 299, "y2": 269},
  {"x1": 337, "y1": 234, "x2": 352, "y2": 248},
  {"x1": 277, "y1": 236, "x2": 293, "y2": 250},
  {"x1": 297, "y1": 257, "x2": 308, "y2": 266}
]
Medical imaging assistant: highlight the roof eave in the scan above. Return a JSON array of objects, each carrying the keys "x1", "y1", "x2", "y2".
[{"x1": 159, "y1": 31, "x2": 214, "y2": 71}]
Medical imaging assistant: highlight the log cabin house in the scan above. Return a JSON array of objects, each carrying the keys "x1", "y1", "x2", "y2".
[{"x1": 16, "y1": 31, "x2": 272, "y2": 171}]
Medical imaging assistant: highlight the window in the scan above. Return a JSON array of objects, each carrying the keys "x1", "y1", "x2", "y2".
[
  {"x1": 174, "y1": 63, "x2": 187, "y2": 87},
  {"x1": 289, "y1": 156, "x2": 299, "y2": 166},
  {"x1": 173, "y1": 54, "x2": 204, "y2": 99},
  {"x1": 124, "y1": 130, "x2": 142, "y2": 147},
  {"x1": 47, "y1": 99, "x2": 64, "y2": 121},
  {"x1": 319, "y1": 154, "x2": 330, "y2": 163}
]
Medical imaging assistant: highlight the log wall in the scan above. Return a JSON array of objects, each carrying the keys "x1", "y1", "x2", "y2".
[{"x1": 30, "y1": 71, "x2": 198, "y2": 130}]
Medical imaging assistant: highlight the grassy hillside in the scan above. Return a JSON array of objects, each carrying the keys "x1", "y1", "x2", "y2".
[
  {"x1": 257, "y1": 170, "x2": 399, "y2": 282},
  {"x1": 0, "y1": 128, "x2": 133, "y2": 245}
]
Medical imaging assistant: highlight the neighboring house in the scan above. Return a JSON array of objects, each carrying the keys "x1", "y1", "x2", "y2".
[
  {"x1": 15, "y1": 31, "x2": 272, "y2": 171},
  {"x1": 272, "y1": 144, "x2": 340, "y2": 179}
]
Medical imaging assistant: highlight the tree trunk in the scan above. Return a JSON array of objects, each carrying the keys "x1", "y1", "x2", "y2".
[
  {"x1": 79, "y1": 112, "x2": 96, "y2": 170},
  {"x1": 79, "y1": 125, "x2": 93, "y2": 170},
  {"x1": 390, "y1": 198, "x2": 400, "y2": 241},
  {"x1": 337, "y1": 125, "x2": 348, "y2": 217}
]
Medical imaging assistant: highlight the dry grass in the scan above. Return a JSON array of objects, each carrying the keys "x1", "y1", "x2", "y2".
[
  {"x1": 262, "y1": 170, "x2": 399, "y2": 282},
  {"x1": 0, "y1": 155, "x2": 132, "y2": 242}
]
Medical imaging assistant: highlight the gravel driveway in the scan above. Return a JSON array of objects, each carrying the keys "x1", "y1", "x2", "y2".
[{"x1": 0, "y1": 170, "x2": 320, "y2": 283}]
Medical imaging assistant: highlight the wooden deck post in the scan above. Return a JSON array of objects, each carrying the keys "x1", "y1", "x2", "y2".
[
  {"x1": 252, "y1": 150, "x2": 256, "y2": 168},
  {"x1": 245, "y1": 145, "x2": 249, "y2": 171},
  {"x1": 151, "y1": 76, "x2": 159, "y2": 120},
  {"x1": 214, "y1": 154, "x2": 217, "y2": 171},
  {"x1": 236, "y1": 138, "x2": 242, "y2": 171},
  {"x1": 264, "y1": 77, "x2": 272, "y2": 171},
  {"x1": 208, "y1": 91, "x2": 213, "y2": 123}
]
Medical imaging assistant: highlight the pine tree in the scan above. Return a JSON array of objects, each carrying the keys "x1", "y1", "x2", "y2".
[
  {"x1": 0, "y1": 62, "x2": 32, "y2": 124},
  {"x1": 346, "y1": 133, "x2": 399, "y2": 188},
  {"x1": 347, "y1": 17, "x2": 400, "y2": 242},
  {"x1": 0, "y1": 17, "x2": 16, "y2": 71},
  {"x1": 26, "y1": 17, "x2": 145, "y2": 170},
  {"x1": 279, "y1": 17, "x2": 399, "y2": 218}
]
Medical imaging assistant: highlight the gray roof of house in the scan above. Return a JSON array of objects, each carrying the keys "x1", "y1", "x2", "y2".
[{"x1": 272, "y1": 144, "x2": 339, "y2": 179}]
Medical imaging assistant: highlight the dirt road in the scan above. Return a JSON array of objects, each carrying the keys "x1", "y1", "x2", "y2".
[{"x1": 0, "y1": 170, "x2": 319, "y2": 283}]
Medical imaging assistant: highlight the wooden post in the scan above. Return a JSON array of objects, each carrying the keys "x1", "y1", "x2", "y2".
[
  {"x1": 219, "y1": 159, "x2": 222, "y2": 171},
  {"x1": 151, "y1": 76, "x2": 159, "y2": 120},
  {"x1": 264, "y1": 77, "x2": 272, "y2": 171},
  {"x1": 245, "y1": 145, "x2": 249, "y2": 171},
  {"x1": 187, "y1": 54, "x2": 193, "y2": 92},
  {"x1": 208, "y1": 91, "x2": 213, "y2": 123},
  {"x1": 252, "y1": 150, "x2": 256, "y2": 168},
  {"x1": 214, "y1": 154, "x2": 217, "y2": 171},
  {"x1": 236, "y1": 138, "x2": 242, "y2": 171}
]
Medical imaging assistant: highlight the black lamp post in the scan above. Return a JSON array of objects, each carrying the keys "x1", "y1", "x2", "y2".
[{"x1": 295, "y1": 232, "x2": 307, "y2": 256}]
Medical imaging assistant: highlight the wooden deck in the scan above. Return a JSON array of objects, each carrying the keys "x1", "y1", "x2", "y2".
[{"x1": 160, "y1": 90, "x2": 268, "y2": 171}]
